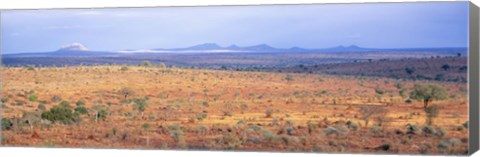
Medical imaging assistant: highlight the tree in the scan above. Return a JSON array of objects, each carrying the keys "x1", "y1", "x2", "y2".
[
  {"x1": 119, "y1": 87, "x2": 134, "y2": 100},
  {"x1": 405, "y1": 68, "x2": 415, "y2": 75},
  {"x1": 359, "y1": 105, "x2": 387, "y2": 127},
  {"x1": 410, "y1": 84, "x2": 447, "y2": 109},
  {"x1": 441, "y1": 64, "x2": 450, "y2": 71}
]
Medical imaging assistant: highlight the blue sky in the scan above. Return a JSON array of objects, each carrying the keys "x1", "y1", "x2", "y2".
[{"x1": 1, "y1": 2, "x2": 469, "y2": 53}]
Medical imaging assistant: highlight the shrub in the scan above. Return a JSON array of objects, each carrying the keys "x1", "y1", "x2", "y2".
[
  {"x1": 76, "y1": 99, "x2": 86, "y2": 106},
  {"x1": 41, "y1": 105, "x2": 79, "y2": 124},
  {"x1": 120, "y1": 66, "x2": 129, "y2": 71},
  {"x1": 74, "y1": 106, "x2": 89, "y2": 115},
  {"x1": 262, "y1": 130, "x2": 276, "y2": 142},
  {"x1": 139, "y1": 60, "x2": 152, "y2": 67},
  {"x1": 404, "y1": 99, "x2": 413, "y2": 103},
  {"x1": 170, "y1": 130, "x2": 184, "y2": 142},
  {"x1": 119, "y1": 87, "x2": 134, "y2": 100},
  {"x1": 265, "y1": 108, "x2": 273, "y2": 118},
  {"x1": 131, "y1": 98, "x2": 148, "y2": 114},
  {"x1": 38, "y1": 103, "x2": 46, "y2": 111},
  {"x1": 27, "y1": 65, "x2": 35, "y2": 71},
  {"x1": 97, "y1": 109, "x2": 108, "y2": 120},
  {"x1": 1, "y1": 118, "x2": 13, "y2": 130},
  {"x1": 346, "y1": 121, "x2": 359, "y2": 131},
  {"x1": 141, "y1": 123, "x2": 151, "y2": 131},
  {"x1": 284, "y1": 75, "x2": 294, "y2": 81},
  {"x1": 370, "y1": 126, "x2": 383, "y2": 134},
  {"x1": 434, "y1": 128, "x2": 447, "y2": 137},
  {"x1": 406, "y1": 124, "x2": 420, "y2": 134},
  {"x1": 51, "y1": 95, "x2": 62, "y2": 102},
  {"x1": 59, "y1": 101, "x2": 71, "y2": 108},
  {"x1": 196, "y1": 112, "x2": 207, "y2": 121},
  {"x1": 422, "y1": 125, "x2": 435, "y2": 135},
  {"x1": 28, "y1": 95, "x2": 38, "y2": 102}
]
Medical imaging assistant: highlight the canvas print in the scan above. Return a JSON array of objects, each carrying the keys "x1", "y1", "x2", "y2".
[{"x1": 0, "y1": 2, "x2": 472, "y2": 155}]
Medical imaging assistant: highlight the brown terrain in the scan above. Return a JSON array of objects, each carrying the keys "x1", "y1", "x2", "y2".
[{"x1": 0, "y1": 60, "x2": 469, "y2": 155}]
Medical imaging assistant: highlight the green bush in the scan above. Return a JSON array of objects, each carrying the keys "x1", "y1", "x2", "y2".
[
  {"x1": 38, "y1": 103, "x2": 46, "y2": 111},
  {"x1": 1, "y1": 118, "x2": 13, "y2": 130},
  {"x1": 41, "y1": 105, "x2": 79, "y2": 124},
  {"x1": 74, "y1": 106, "x2": 89, "y2": 115},
  {"x1": 28, "y1": 95, "x2": 38, "y2": 102},
  {"x1": 76, "y1": 99, "x2": 86, "y2": 106},
  {"x1": 97, "y1": 109, "x2": 108, "y2": 120},
  {"x1": 59, "y1": 101, "x2": 71, "y2": 108}
]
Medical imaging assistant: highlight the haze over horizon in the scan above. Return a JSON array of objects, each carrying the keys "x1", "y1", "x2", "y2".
[{"x1": 1, "y1": 2, "x2": 469, "y2": 53}]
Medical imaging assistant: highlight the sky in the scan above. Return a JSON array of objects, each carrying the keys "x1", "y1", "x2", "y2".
[{"x1": 0, "y1": 2, "x2": 469, "y2": 53}]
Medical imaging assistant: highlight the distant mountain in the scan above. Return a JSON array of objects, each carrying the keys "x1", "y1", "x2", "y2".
[
  {"x1": 3, "y1": 42, "x2": 468, "y2": 58},
  {"x1": 3, "y1": 42, "x2": 119, "y2": 57},
  {"x1": 58, "y1": 43, "x2": 90, "y2": 51}
]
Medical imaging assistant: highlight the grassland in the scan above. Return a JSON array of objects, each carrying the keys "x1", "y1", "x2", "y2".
[{"x1": 1, "y1": 64, "x2": 468, "y2": 154}]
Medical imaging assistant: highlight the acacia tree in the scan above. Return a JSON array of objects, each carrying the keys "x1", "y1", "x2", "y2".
[
  {"x1": 359, "y1": 105, "x2": 387, "y2": 127},
  {"x1": 409, "y1": 84, "x2": 447, "y2": 109}
]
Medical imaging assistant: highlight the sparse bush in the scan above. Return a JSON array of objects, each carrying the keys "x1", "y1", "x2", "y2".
[
  {"x1": 406, "y1": 124, "x2": 420, "y2": 135},
  {"x1": 139, "y1": 60, "x2": 152, "y2": 67},
  {"x1": 120, "y1": 66, "x2": 129, "y2": 72},
  {"x1": 28, "y1": 95, "x2": 38, "y2": 102},
  {"x1": 76, "y1": 99, "x2": 86, "y2": 106},
  {"x1": 346, "y1": 121, "x2": 359, "y2": 131},
  {"x1": 435, "y1": 128, "x2": 447, "y2": 137},
  {"x1": 265, "y1": 108, "x2": 273, "y2": 118},
  {"x1": 1, "y1": 118, "x2": 13, "y2": 130},
  {"x1": 170, "y1": 130, "x2": 184, "y2": 142},
  {"x1": 370, "y1": 126, "x2": 383, "y2": 134},
  {"x1": 59, "y1": 101, "x2": 71, "y2": 109},
  {"x1": 262, "y1": 130, "x2": 276, "y2": 142},
  {"x1": 51, "y1": 95, "x2": 62, "y2": 102},
  {"x1": 131, "y1": 98, "x2": 148, "y2": 115},
  {"x1": 422, "y1": 125, "x2": 435, "y2": 136},
  {"x1": 96, "y1": 109, "x2": 108, "y2": 121},
  {"x1": 196, "y1": 112, "x2": 207, "y2": 121},
  {"x1": 38, "y1": 103, "x2": 46, "y2": 111},
  {"x1": 284, "y1": 75, "x2": 294, "y2": 82},
  {"x1": 27, "y1": 65, "x2": 35, "y2": 71},
  {"x1": 119, "y1": 87, "x2": 134, "y2": 100},
  {"x1": 74, "y1": 106, "x2": 89, "y2": 115},
  {"x1": 141, "y1": 123, "x2": 151, "y2": 131}
]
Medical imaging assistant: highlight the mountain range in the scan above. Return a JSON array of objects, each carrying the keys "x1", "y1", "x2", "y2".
[{"x1": 3, "y1": 42, "x2": 467, "y2": 57}]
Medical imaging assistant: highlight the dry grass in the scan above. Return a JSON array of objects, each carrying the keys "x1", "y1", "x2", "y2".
[{"x1": 1, "y1": 65, "x2": 468, "y2": 154}]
